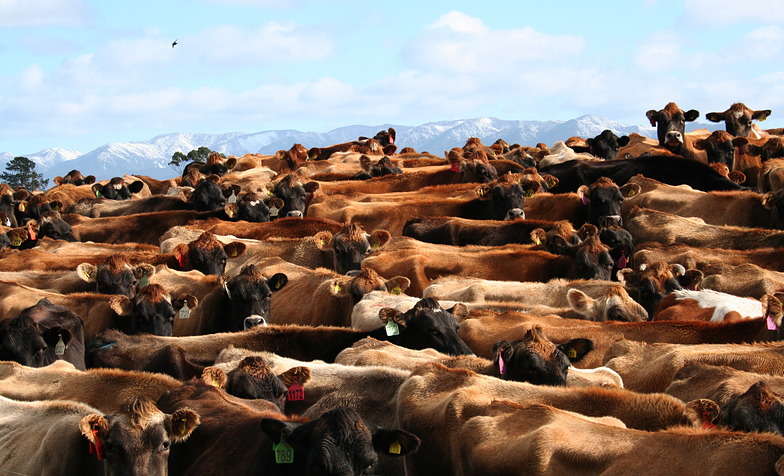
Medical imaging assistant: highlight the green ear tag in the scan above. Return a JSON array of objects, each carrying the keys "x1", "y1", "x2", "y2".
[
  {"x1": 567, "y1": 348, "x2": 577, "y2": 359},
  {"x1": 178, "y1": 302, "x2": 191, "y2": 319},
  {"x1": 385, "y1": 320, "x2": 400, "y2": 337},
  {"x1": 389, "y1": 441, "x2": 401, "y2": 455},
  {"x1": 228, "y1": 191, "x2": 237, "y2": 204},
  {"x1": 138, "y1": 276, "x2": 149, "y2": 288},
  {"x1": 95, "y1": 190, "x2": 103, "y2": 198},
  {"x1": 391, "y1": 286, "x2": 402, "y2": 295},
  {"x1": 273, "y1": 436, "x2": 294, "y2": 464},
  {"x1": 54, "y1": 334, "x2": 66, "y2": 356}
]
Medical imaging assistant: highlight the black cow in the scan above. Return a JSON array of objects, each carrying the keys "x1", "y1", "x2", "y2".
[
  {"x1": 646, "y1": 102, "x2": 700, "y2": 153},
  {"x1": 92, "y1": 177, "x2": 145, "y2": 200},
  {"x1": 540, "y1": 155, "x2": 746, "y2": 193},
  {"x1": 375, "y1": 298, "x2": 473, "y2": 356},
  {"x1": 0, "y1": 298, "x2": 86, "y2": 369},
  {"x1": 316, "y1": 224, "x2": 391, "y2": 275},
  {"x1": 111, "y1": 284, "x2": 195, "y2": 336},
  {"x1": 191, "y1": 176, "x2": 228, "y2": 212},
  {"x1": 223, "y1": 264, "x2": 288, "y2": 332},
  {"x1": 271, "y1": 174, "x2": 308, "y2": 218},
  {"x1": 706, "y1": 103, "x2": 772, "y2": 138},
  {"x1": 54, "y1": 169, "x2": 96, "y2": 186},
  {"x1": 77, "y1": 254, "x2": 155, "y2": 298},
  {"x1": 570, "y1": 130, "x2": 631, "y2": 160},
  {"x1": 492, "y1": 327, "x2": 593, "y2": 385},
  {"x1": 693, "y1": 130, "x2": 748, "y2": 168},
  {"x1": 720, "y1": 381, "x2": 784, "y2": 434},
  {"x1": 577, "y1": 177, "x2": 640, "y2": 226}
]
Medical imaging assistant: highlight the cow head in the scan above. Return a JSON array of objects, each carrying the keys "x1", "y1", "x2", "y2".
[
  {"x1": 269, "y1": 174, "x2": 308, "y2": 218},
  {"x1": 706, "y1": 103, "x2": 772, "y2": 138},
  {"x1": 200, "y1": 152, "x2": 231, "y2": 177},
  {"x1": 202, "y1": 357, "x2": 309, "y2": 411},
  {"x1": 598, "y1": 216, "x2": 634, "y2": 273},
  {"x1": 173, "y1": 231, "x2": 246, "y2": 275},
  {"x1": 190, "y1": 175, "x2": 227, "y2": 212},
  {"x1": 315, "y1": 224, "x2": 391, "y2": 275},
  {"x1": 80, "y1": 396, "x2": 199, "y2": 476},
  {"x1": 693, "y1": 130, "x2": 748, "y2": 168},
  {"x1": 92, "y1": 177, "x2": 144, "y2": 200},
  {"x1": 566, "y1": 287, "x2": 648, "y2": 322},
  {"x1": 54, "y1": 169, "x2": 96, "y2": 186},
  {"x1": 492, "y1": 326, "x2": 593, "y2": 385},
  {"x1": 220, "y1": 264, "x2": 288, "y2": 332},
  {"x1": 0, "y1": 184, "x2": 18, "y2": 228},
  {"x1": 573, "y1": 233, "x2": 615, "y2": 281},
  {"x1": 109, "y1": 284, "x2": 197, "y2": 336},
  {"x1": 720, "y1": 381, "x2": 784, "y2": 434},
  {"x1": 447, "y1": 147, "x2": 499, "y2": 183},
  {"x1": 585, "y1": 130, "x2": 631, "y2": 160},
  {"x1": 530, "y1": 221, "x2": 583, "y2": 255},
  {"x1": 329, "y1": 268, "x2": 410, "y2": 304},
  {"x1": 378, "y1": 297, "x2": 473, "y2": 355},
  {"x1": 646, "y1": 102, "x2": 700, "y2": 148},
  {"x1": 0, "y1": 314, "x2": 48, "y2": 367},
  {"x1": 618, "y1": 261, "x2": 684, "y2": 319},
  {"x1": 224, "y1": 191, "x2": 281, "y2": 222},
  {"x1": 259, "y1": 406, "x2": 420, "y2": 475},
  {"x1": 77, "y1": 254, "x2": 156, "y2": 298},
  {"x1": 38, "y1": 212, "x2": 77, "y2": 241},
  {"x1": 578, "y1": 177, "x2": 641, "y2": 226},
  {"x1": 762, "y1": 189, "x2": 784, "y2": 229},
  {"x1": 11, "y1": 298, "x2": 86, "y2": 369}
]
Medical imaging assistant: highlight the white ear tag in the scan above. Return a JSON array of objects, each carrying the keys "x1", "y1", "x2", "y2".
[
  {"x1": 269, "y1": 205, "x2": 279, "y2": 217},
  {"x1": 54, "y1": 334, "x2": 66, "y2": 356},
  {"x1": 228, "y1": 191, "x2": 237, "y2": 204},
  {"x1": 385, "y1": 320, "x2": 399, "y2": 336},
  {"x1": 179, "y1": 302, "x2": 191, "y2": 319}
]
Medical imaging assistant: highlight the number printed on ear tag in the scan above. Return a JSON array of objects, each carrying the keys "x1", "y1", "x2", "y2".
[
  {"x1": 179, "y1": 302, "x2": 191, "y2": 319},
  {"x1": 389, "y1": 441, "x2": 401, "y2": 454},
  {"x1": 274, "y1": 436, "x2": 294, "y2": 464}
]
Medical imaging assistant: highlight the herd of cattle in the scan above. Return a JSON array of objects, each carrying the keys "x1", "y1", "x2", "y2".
[{"x1": 4, "y1": 101, "x2": 784, "y2": 474}]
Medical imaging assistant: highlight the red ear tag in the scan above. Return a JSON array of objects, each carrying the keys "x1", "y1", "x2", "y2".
[
  {"x1": 287, "y1": 382, "x2": 305, "y2": 401},
  {"x1": 701, "y1": 410, "x2": 717, "y2": 430},
  {"x1": 498, "y1": 355, "x2": 506, "y2": 375},
  {"x1": 177, "y1": 254, "x2": 186, "y2": 268},
  {"x1": 92, "y1": 430, "x2": 106, "y2": 460},
  {"x1": 617, "y1": 250, "x2": 628, "y2": 269},
  {"x1": 27, "y1": 225, "x2": 37, "y2": 241},
  {"x1": 450, "y1": 163, "x2": 460, "y2": 172},
  {"x1": 767, "y1": 315, "x2": 778, "y2": 331}
]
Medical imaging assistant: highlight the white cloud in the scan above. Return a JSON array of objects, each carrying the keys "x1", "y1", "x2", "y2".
[
  {"x1": 195, "y1": 0, "x2": 295, "y2": 7},
  {"x1": 408, "y1": 11, "x2": 584, "y2": 74},
  {"x1": 0, "y1": 0, "x2": 90, "y2": 27},
  {"x1": 684, "y1": 0, "x2": 784, "y2": 25}
]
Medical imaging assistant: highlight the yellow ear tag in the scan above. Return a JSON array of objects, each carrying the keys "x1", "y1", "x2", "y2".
[
  {"x1": 11, "y1": 237, "x2": 22, "y2": 247},
  {"x1": 389, "y1": 441, "x2": 401, "y2": 455},
  {"x1": 525, "y1": 190, "x2": 535, "y2": 198},
  {"x1": 567, "y1": 348, "x2": 578, "y2": 359},
  {"x1": 84, "y1": 270, "x2": 91, "y2": 278},
  {"x1": 391, "y1": 286, "x2": 402, "y2": 295},
  {"x1": 533, "y1": 237, "x2": 541, "y2": 245},
  {"x1": 627, "y1": 189, "x2": 637, "y2": 197},
  {"x1": 176, "y1": 417, "x2": 188, "y2": 436},
  {"x1": 333, "y1": 283, "x2": 342, "y2": 293},
  {"x1": 18, "y1": 203, "x2": 25, "y2": 212}
]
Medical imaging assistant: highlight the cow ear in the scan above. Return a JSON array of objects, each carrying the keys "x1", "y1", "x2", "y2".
[
  {"x1": 541, "y1": 174, "x2": 559, "y2": 190},
  {"x1": 557, "y1": 338, "x2": 594, "y2": 363},
  {"x1": 173, "y1": 244, "x2": 189, "y2": 269},
  {"x1": 763, "y1": 192, "x2": 777, "y2": 209},
  {"x1": 314, "y1": 231, "x2": 334, "y2": 250},
  {"x1": 80, "y1": 414, "x2": 109, "y2": 443},
  {"x1": 566, "y1": 289, "x2": 593, "y2": 314},
  {"x1": 280, "y1": 366, "x2": 311, "y2": 387},
  {"x1": 265, "y1": 197, "x2": 284, "y2": 209},
  {"x1": 475, "y1": 185, "x2": 490, "y2": 199},
  {"x1": 173, "y1": 294, "x2": 199, "y2": 311},
  {"x1": 77, "y1": 263, "x2": 98, "y2": 283},
  {"x1": 166, "y1": 408, "x2": 200, "y2": 443},
  {"x1": 684, "y1": 109, "x2": 700, "y2": 122},
  {"x1": 645, "y1": 110, "x2": 659, "y2": 127},
  {"x1": 84, "y1": 175, "x2": 96, "y2": 185},
  {"x1": 385, "y1": 276, "x2": 410, "y2": 295},
  {"x1": 705, "y1": 112, "x2": 724, "y2": 123},
  {"x1": 369, "y1": 230, "x2": 391, "y2": 249},
  {"x1": 303, "y1": 182, "x2": 320, "y2": 194},
  {"x1": 728, "y1": 170, "x2": 746, "y2": 184},
  {"x1": 523, "y1": 182, "x2": 539, "y2": 198},
  {"x1": 379, "y1": 308, "x2": 405, "y2": 327},
  {"x1": 446, "y1": 303, "x2": 469, "y2": 321},
  {"x1": 49, "y1": 200, "x2": 63, "y2": 212},
  {"x1": 619, "y1": 183, "x2": 641, "y2": 197},
  {"x1": 260, "y1": 418, "x2": 296, "y2": 441},
  {"x1": 223, "y1": 242, "x2": 246, "y2": 259},
  {"x1": 54, "y1": 176, "x2": 65, "y2": 186},
  {"x1": 201, "y1": 366, "x2": 228, "y2": 388},
  {"x1": 128, "y1": 181, "x2": 145, "y2": 194},
  {"x1": 616, "y1": 268, "x2": 635, "y2": 286},
  {"x1": 360, "y1": 154, "x2": 372, "y2": 172},
  {"x1": 224, "y1": 202, "x2": 239, "y2": 219},
  {"x1": 762, "y1": 294, "x2": 783, "y2": 327},
  {"x1": 372, "y1": 428, "x2": 421, "y2": 457},
  {"x1": 684, "y1": 399, "x2": 720, "y2": 428},
  {"x1": 530, "y1": 228, "x2": 546, "y2": 246},
  {"x1": 206, "y1": 174, "x2": 221, "y2": 184},
  {"x1": 225, "y1": 157, "x2": 238, "y2": 170},
  {"x1": 753, "y1": 110, "x2": 772, "y2": 122},
  {"x1": 109, "y1": 296, "x2": 134, "y2": 316},
  {"x1": 577, "y1": 185, "x2": 590, "y2": 205},
  {"x1": 134, "y1": 263, "x2": 156, "y2": 280},
  {"x1": 42, "y1": 328, "x2": 72, "y2": 350},
  {"x1": 268, "y1": 273, "x2": 288, "y2": 291},
  {"x1": 329, "y1": 278, "x2": 350, "y2": 297},
  {"x1": 618, "y1": 135, "x2": 630, "y2": 147},
  {"x1": 732, "y1": 137, "x2": 749, "y2": 148}
]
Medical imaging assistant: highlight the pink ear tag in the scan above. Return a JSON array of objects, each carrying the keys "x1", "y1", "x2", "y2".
[
  {"x1": 287, "y1": 377, "x2": 305, "y2": 401},
  {"x1": 617, "y1": 250, "x2": 628, "y2": 269},
  {"x1": 767, "y1": 314, "x2": 778, "y2": 331},
  {"x1": 580, "y1": 194, "x2": 589, "y2": 206},
  {"x1": 498, "y1": 355, "x2": 506, "y2": 375}
]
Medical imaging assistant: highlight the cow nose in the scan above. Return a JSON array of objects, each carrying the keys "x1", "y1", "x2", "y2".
[
  {"x1": 243, "y1": 315, "x2": 267, "y2": 329},
  {"x1": 504, "y1": 208, "x2": 525, "y2": 221},
  {"x1": 286, "y1": 210, "x2": 303, "y2": 218},
  {"x1": 665, "y1": 131, "x2": 683, "y2": 145}
]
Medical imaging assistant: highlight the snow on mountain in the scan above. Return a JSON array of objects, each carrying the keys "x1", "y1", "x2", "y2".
[{"x1": 5, "y1": 116, "x2": 665, "y2": 183}]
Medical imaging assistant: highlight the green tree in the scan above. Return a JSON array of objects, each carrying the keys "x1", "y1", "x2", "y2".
[
  {"x1": 169, "y1": 146, "x2": 223, "y2": 173},
  {"x1": 0, "y1": 156, "x2": 49, "y2": 190}
]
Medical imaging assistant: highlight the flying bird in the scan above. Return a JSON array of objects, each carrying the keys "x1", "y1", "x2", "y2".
[{"x1": 172, "y1": 39, "x2": 178, "y2": 48}]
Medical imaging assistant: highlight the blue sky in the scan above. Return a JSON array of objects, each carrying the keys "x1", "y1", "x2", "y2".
[{"x1": 2, "y1": 0, "x2": 784, "y2": 154}]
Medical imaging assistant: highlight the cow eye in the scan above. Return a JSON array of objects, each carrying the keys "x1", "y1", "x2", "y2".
[{"x1": 161, "y1": 440, "x2": 171, "y2": 451}]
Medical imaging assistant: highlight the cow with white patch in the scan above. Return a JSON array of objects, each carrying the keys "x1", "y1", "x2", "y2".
[{"x1": 653, "y1": 289, "x2": 782, "y2": 324}]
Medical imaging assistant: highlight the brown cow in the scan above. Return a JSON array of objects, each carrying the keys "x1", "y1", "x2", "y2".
[
  {"x1": 706, "y1": 102, "x2": 772, "y2": 138},
  {"x1": 604, "y1": 339, "x2": 784, "y2": 393},
  {"x1": 654, "y1": 289, "x2": 781, "y2": 324},
  {"x1": 432, "y1": 400, "x2": 784, "y2": 476},
  {"x1": 0, "y1": 395, "x2": 198, "y2": 476}
]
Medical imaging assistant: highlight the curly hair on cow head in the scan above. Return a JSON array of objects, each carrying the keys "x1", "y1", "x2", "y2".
[{"x1": 121, "y1": 396, "x2": 164, "y2": 429}]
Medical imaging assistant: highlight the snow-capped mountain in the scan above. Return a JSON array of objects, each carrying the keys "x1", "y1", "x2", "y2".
[{"x1": 2, "y1": 115, "x2": 686, "y2": 182}]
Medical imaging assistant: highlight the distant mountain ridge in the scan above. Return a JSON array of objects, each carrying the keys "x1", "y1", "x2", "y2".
[{"x1": 1, "y1": 115, "x2": 709, "y2": 182}]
